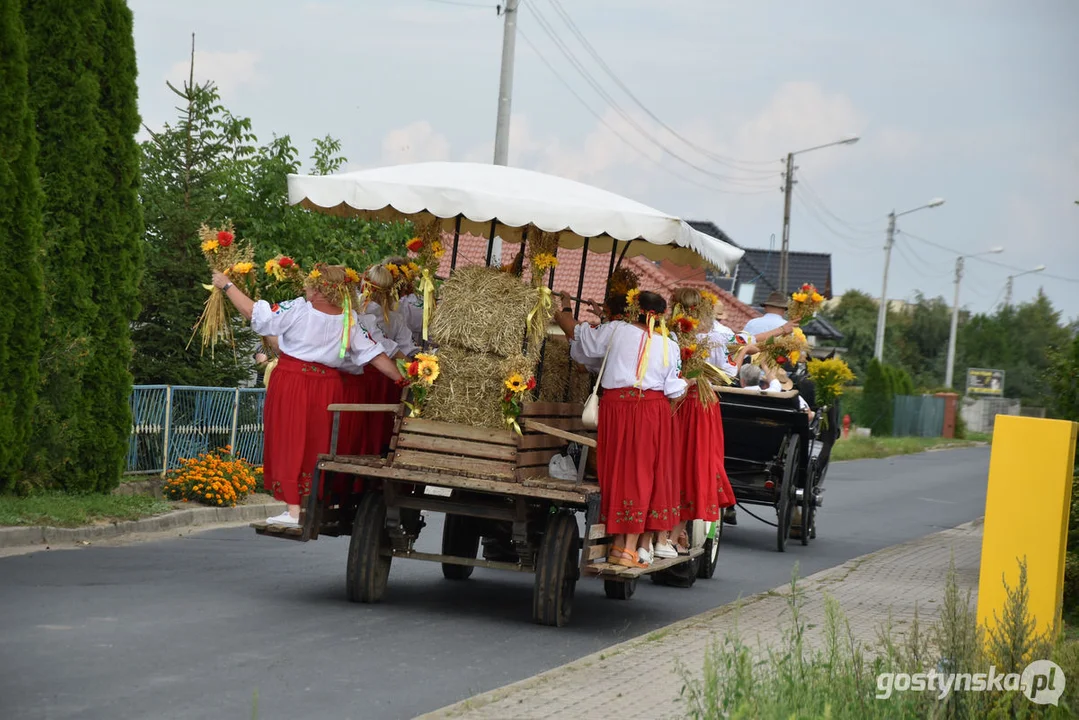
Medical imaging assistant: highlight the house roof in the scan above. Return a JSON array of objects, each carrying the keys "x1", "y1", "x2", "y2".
[
  {"x1": 801, "y1": 315, "x2": 844, "y2": 341},
  {"x1": 734, "y1": 248, "x2": 833, "y2": 308},
  {"x1": 433, "y1": 233, "x2": 761, "y2": 330}
]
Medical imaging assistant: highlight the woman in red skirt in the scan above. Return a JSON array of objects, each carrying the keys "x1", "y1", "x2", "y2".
[
  {"x1": 667, "y1": 288, "x2": 736, "y2": 553},
  {"x1": 555, "y1": 290, "x2": 687, "y2": 569},
  {"x1": 213, "y1": 265, "x2": 404, "y2": 526}
]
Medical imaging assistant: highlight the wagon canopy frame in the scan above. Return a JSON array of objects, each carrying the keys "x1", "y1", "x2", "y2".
[{"x1": 286, "y1": 161, "x2": 744, "y2": 273}]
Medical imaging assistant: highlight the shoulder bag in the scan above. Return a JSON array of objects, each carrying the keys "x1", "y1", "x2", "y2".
[{"x1": 581, "y1": 334, "x2": 613, "y2": 430}]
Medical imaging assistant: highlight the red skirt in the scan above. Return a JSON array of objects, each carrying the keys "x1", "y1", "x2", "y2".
[
  {"x1": 262, "y1": 355, "x2": 346, "y2": 505},
  {"x1": 672, "y1": 389, "x2": 736, "y2": 522},
  {"x1": 597, "y1": 388, "x2": 678, "y2": 534},
  {"x1": 339, "y1": 372, "x2": 370, "y2": 457},
  {"x1": 366, "y1": 370, "x2": 402, "y2": 456}
]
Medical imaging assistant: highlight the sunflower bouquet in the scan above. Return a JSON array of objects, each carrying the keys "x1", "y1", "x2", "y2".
[
  {"x1": 405, "y1": 222, "x2": 444, "y2": 341},
  {"x1": 189, "y1": 222, "x2": 257, "y2": 356},
  {"x1": 261, "y1": 254, "x2": 305, "y2": 303},
  {"x1": 397, "y1": 352, "x2": 440, "y2": 417},
  {"x1": 677, "y1": 336, "x2": 734, "y2": 405},
  {"x1": 501, "y1": 372, "x2": 537, "y2": 434},
  {"x1": 754, "y1": 329, "x2": 810, "y2": 371},
  {"x1": 806, "y1": 356, "x2": 855, "y2": 408},
  {"x1": 788, "y1": 283, "x2": 825, "y2": 323}
]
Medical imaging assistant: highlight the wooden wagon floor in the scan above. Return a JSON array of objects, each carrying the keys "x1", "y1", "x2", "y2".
[{"x1": 584, "y1": 547, "x2": 704, "y2": 579}]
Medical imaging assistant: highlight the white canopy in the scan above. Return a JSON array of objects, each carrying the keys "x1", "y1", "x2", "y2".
[{"x1": 287, "y1": 161, "x2": 743, "y2": 272}]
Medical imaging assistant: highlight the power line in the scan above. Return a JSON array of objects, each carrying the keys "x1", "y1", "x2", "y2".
[
  {"x1": 545, "y1": 0, "x2": 782, "y2": 172},
  {"x1": 900, "y1": 229, "x2": 1079, "y2": 287},
  {"x1": 517, "y1": 29, "x2": 777, "y2": 196},
  {"x1": 795, "y1": 173, "x2": 888, "y2": 234},
  {"x1": 792, "y1": 189, "x2": 879, "y2": 251},
  {"x1": 523, "y1": 2, "x2": 780, "y2": 189}
]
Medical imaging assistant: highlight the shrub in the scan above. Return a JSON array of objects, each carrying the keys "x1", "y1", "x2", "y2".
[
  {"x1": 862, "y1": 359, "x2": 893, "y2": 436},
  {"x1": 163, "y1": 446, "x2": 262, "y2": 507}
]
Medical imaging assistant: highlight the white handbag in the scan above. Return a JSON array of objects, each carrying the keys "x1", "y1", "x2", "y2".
[{"x1": 581, "y1": 338, "x2": 612, "y2": 430}]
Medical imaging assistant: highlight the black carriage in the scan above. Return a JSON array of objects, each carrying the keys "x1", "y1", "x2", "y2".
[{"x1": 718, "y1": 386, "x2": 837, "y2": 552}]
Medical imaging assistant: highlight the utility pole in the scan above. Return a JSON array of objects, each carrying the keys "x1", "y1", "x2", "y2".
[
  {"x1": 489, "y1": 0, "x2": 520, "y2": 266},
  {"x1": 1003, "y1": 275, "x2": 1014, "y2": 308},
  {"x1": 944, "y1": 256, "x2": 964, "y2": 389},
  {"x1": 778, "y1": 152, "x2": 794, "y2": 296},
  {"x1": 873, "y1": 211, "x2": 896, "y2": 362}
]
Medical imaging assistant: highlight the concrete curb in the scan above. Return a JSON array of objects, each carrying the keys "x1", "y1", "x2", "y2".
[
  {"x1": 415, "y1": 518, "x2": 985, "y2": 719},
  {"x1": 0, "y1": 502, "x2": 285, "y2": 549}
]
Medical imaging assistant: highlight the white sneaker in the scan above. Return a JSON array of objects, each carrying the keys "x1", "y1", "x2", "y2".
[
  {"x1": 266, "y1": 511, "x2": 299, "y2": 526},
  {"x1": 654, "y1": 542, "x2": 678, "y2": 559},
  {"x1": 636, "y1": 547, "x2": 653, "y2": 565}
]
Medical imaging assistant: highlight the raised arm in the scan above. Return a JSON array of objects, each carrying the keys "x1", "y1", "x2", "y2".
[{"x1": 213, "y1": 270, "x2": 254, "y2": 321}]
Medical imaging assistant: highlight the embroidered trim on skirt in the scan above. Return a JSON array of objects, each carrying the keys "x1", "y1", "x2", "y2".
[{"x1": 597, "y1": 387, "x2": 678, "y2": 535}]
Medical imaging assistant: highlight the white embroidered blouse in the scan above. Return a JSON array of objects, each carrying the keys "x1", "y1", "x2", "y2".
[
  {"x1": 250, "y1": 298, "x2": 385, "y2": 370},
  {"x1": 400, "y1": 294, "x2": 425, "y2": 343},
  {"x1": 570, "y1": 321, "x2": 687, "y2": 398},
  {"x1": 366, "y1": 301, "x2": 419, "y2": 359}
]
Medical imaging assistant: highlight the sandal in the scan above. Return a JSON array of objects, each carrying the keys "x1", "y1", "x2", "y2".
[
  {"x1": 613, "y1": 548, "x2": 649, "y2": 569},
  {"x1": 606, "y1": 545, "x2": 630, "y2": 565}
]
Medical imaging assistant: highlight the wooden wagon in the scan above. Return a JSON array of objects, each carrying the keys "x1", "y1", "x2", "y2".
[{"x1": 253, "y1": 399, "x2": 704, "y2": 626}]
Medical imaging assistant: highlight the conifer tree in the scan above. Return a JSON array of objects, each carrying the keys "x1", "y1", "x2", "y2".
[
  {"x1": 22, "y1": 0, "x2": 107, "y2": 490},
  {"x1": 0, "y1": 0, "x2": 45, "y2": 491},
  {"x1": 78, "y1": 0, "x2": 144, "y2": 492}
]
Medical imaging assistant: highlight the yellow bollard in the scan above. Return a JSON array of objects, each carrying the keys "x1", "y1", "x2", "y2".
[{"x1": 976, "y1": 415, "x2": 1077, "y2": 638}]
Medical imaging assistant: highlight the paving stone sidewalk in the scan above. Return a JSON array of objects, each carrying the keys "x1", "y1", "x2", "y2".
[{"x1": 418, "y1": 519, "x2": 984, "y2": 720}]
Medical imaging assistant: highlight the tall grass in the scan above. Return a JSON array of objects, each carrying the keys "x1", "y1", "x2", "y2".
[{"x1": 679, "y1": 561, "x2": 1079, "y2": 719}]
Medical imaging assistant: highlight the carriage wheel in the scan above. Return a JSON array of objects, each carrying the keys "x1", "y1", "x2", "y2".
[
  {"x1": 697, "y1": 520, "x2": 723, "y2": 579},
  {"x1": 799, "y1": 460, "x2": 815, "y2": 547},
  {"x1": 532, "y1": 511, "x2": 580, "y2": 627},
  {"x1": 441, "y1": 512, "x2": 481, "y2": 580},
  {"x1": 346, "y1": 491, "x2": 392, "y2": 603},
  {"x1": 776, "y1": 435, "x2": 800, "y2": 553},
  {"x1": 654, "y1": 522, "x2": 701, "y2": 587},
  {"x1": 604, "y1": 578, "x2": 637, "y2": 600}
]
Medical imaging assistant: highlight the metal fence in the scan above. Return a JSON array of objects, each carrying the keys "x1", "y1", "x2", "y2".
[
  {"x1": 127, "y1": 385, "x2": 266, "y2": 475},
  {"x1": 892, "y1": 395, "x2": 946, "y2": 438}
]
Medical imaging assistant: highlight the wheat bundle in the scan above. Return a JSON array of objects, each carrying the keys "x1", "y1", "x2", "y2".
[
  {"x1": 423, "y1": 344, "x2": 536, "y2": 429},
  {"x1": 430, "y1": 266, "x2": 539, "y2": 359}
]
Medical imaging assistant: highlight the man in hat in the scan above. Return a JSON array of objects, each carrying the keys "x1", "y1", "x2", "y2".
[{"x1": 742, "y1": 290, "x2": 796, "y2": 339}]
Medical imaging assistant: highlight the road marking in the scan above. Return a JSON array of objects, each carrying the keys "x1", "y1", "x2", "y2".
[{"x1": 916, "y1": 497, "x2": 955, "y2": 504}]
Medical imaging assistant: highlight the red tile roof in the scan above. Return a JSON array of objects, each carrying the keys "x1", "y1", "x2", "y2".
[{"x1": 434, "y1": 233, "x2": 760, "y2": 329}]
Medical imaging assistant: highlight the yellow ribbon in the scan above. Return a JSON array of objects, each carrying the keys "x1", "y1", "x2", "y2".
[
  {"x1": 526, "y1": 286, "x2": 553, "y2": 335},
  {"x1": 263, "y1": 357, "x2": 279, "y2": 387},
  {"x1": 659, "y1": 316, "x2": 670, "y2": 367},
  {"x1": 418, "y1": 268, "x2": 435, "y2": 341}
]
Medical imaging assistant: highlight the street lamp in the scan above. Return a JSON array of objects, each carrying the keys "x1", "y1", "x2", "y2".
[
  {"x1": 872, "y1": 198, "x2": 946, "y2": 362},
  {"x1": 1003, "y1": 264, "x2": 1046, "y2": 307},
  {"x1": 778, "y1": 135, "x2": 860, "y2": 295},
  {"x1": 944, "y1": 246, "x2": 1004, "y2": 389}
]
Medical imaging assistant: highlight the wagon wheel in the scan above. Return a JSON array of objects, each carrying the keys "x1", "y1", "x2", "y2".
[
  {"x1": 799, "y1": 458, "x2": 816, "y2": 547},
  {"x1": 532, "y1": 511, "x2": 580, "y2": 627},
  {"x1": 346, "y1": 491, "x2": 392, "y2": 603},
  {"x1": 776, "y1": 435, "x2": 800, "y2": 553},
  {"x1": 697, "y1": 519, "x2": 723, "y2": 579},
  {"x1": 604, "y1": 578, "x2": 637, "y2": 600},
  {"x1": 441, "y1": 512, "x2": 481, "y2": 580}
]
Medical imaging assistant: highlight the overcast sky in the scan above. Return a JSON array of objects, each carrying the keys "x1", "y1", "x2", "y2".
[{"x1": 129, "y1": 0, "x2": 1079, "y2": 320}]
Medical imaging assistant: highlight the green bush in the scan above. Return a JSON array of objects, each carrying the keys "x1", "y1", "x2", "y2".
[{"x1": 863, "y1": 359, "x2": 893, "y2": 436}]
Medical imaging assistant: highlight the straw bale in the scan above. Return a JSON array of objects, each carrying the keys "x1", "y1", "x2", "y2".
[
  {"x1": 424, "y1": 344, "x2": 538, "y2": 429},
  {"x1": 430, "y1": 266, "x2": 539, "y2": 359},
  {"x1": 537, "y1": 334, "x2": 594, "y2": 404}
]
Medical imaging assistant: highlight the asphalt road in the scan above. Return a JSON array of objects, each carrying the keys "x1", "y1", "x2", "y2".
[{"x1": 0, "y1": 447, "x2": 989, "y2": 720}]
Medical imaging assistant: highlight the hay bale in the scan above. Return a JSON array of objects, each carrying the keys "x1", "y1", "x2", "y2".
[
  {"x1": 424, "y1": 344, "x2": 537, "y2": 429},
  {"x1": 431, "y1": 266, "x2": 540, "y2": 359},
  {"x1": 537, "y1": 334, "x2": 595, "y2": 405}
]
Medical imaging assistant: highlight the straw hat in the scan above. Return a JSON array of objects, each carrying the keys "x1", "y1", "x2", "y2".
[{"x1": 762, "y1": 290, "x2": 788, "y2": 312}]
